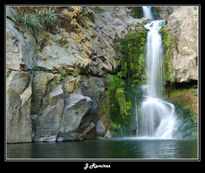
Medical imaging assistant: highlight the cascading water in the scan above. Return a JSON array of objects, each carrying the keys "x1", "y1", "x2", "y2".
[
  {"x1": 142, "y1": 6, "x2": 154, "y2": 19},
  {"x1": 136, "y1": 7, "x2": 178, "y2": 139}
]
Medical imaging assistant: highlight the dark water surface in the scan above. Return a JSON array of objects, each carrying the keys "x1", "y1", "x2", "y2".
[{"x1": 6, "y1": 138, "x2": 198, "y2": 159}]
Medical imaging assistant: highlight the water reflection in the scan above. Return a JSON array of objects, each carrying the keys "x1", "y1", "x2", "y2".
[{"x1": 7, "y1": 139, "x2": 197, "y2": 159}]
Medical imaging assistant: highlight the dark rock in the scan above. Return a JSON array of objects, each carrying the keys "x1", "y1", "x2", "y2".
[{"x1": 58, "y1": 94, "x2": 92, "y2": 139}]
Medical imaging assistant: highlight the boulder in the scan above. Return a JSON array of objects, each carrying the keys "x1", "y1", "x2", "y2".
[
  {"x1": 104, "y1": 130, "x2": 112, "y2": 139},
  {"x1": 58, "y1": 93, "x2": 92, "y2": 141}
]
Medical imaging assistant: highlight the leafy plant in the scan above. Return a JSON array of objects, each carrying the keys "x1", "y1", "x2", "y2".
[
  {"x1": 74, "y1": 109, "x2": 79, "y2": 114},
  {"x1": 72, "y1": 71, "x2": 79, "y2": 77},
  {"x1": 118, "y1": 28, "x2": 147, "y2": 85},
  {"x1": 23, "y1": 14, "x2": 40, "y2": 32},
  {"x1": 35, "y1": 8, "x2": 58, "y2": 28},
  {"x1": 11, "y1": 7, "x2": 59, "y2": 33},
  {"x1": 11, "y1": 9, "x2": 25, "y2": 23},
  {"x1": 61, "y1": 71, "x2": 68, "y2": 77}
]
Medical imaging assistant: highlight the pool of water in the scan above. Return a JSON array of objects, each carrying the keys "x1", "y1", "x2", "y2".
[{"x1": 6, "y1": 138, "x2": 198, "y2": 159}]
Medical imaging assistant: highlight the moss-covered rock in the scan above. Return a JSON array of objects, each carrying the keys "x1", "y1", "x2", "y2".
[
  {"x1": 161, "y1": 25, "x2": 177, "y2": 83},
  {"x1": 118, "y1": 27, "x2": 147, "y2": 85}
]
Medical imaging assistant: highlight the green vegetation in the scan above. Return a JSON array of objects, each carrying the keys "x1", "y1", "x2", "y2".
[
  {"x1": 118, "y1": 27, "x2": 147, "y2": 85},
  {"x1": 165, "y1": 87, "x2": 198, "y2": 123},
  {"x1": 61, "y1": 71, "x2": 68, "y2": 77},
  {"x1": 105, "y1": 74, "x2": 131, "y2": 136},
  {"x1": 161, "y1": 27, "x2": 176, "y2": 83},
  {"x1": 72, "y1": 71, "x2": 79, "y2": 77},
  {"x1": 174, "y1": 103, "x2": 197, "y2": 139},
  {"x1": 11, "y1": 7, "x2": 59, "y2": 33},
  {"x1": 165, "y1": 86, "x2": 197, "y2": 139},
  {"x1": 105, "y1": 26, "x2": 147, "y2": 137},
  {"x1": 35, "y1": 8, "x2": 58, "y2": 29}
]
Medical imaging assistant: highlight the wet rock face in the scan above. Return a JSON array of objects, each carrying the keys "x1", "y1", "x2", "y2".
[{"x1": 163, "y1": 6, "x2": 198, "y2": 82}]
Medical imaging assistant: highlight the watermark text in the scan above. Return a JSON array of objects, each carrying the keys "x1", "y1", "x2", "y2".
[{"x1": 84, "y1": 163, "x2": 111, "y2": 170}]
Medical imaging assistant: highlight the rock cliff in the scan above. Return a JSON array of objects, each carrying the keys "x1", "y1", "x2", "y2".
[
  {"x1": 6, "y1": 6, "x2": 199, "y2": 143},
  {"x1": 6, "y1": 6, "x2": 148, "y2": 143},
  {"x1": 161, "y1": 6, "x2": 198, "y2": 82}
]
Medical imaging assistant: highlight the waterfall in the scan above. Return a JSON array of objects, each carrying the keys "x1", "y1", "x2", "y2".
[
  {"x1": 142, "y1": 6, "x2": 154, "y2": 19},
  {"x1": 136, "y1": 7, "x2": 178, "y2": 139}
]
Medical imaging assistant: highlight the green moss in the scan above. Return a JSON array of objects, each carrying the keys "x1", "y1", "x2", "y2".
[
  {"x1": 161, "y1": 27, "x2": 177, "y2": 83},
  {"x1": 105, "y1": 74, "x2": 131, "y2": 136},
  {"x1": 118, "y1": 28, "x2": 147, "y2": 85},
  {"x1": 107, "y1": 26, "x2": 147, "y2": 137}
]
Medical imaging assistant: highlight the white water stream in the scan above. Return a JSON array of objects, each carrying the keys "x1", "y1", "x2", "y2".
[
  {"x1": 136, "y1": 6, "x2": 178, "y2": 139},
  {"x1": 142, "y1": 6, "x2": 154, "y2": 19}
]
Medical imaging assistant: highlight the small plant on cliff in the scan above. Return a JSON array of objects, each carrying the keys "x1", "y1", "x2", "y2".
[
  {"x1": 35, "y1": 8, "x2": 58, "y2": 29},
  {"x1": 72, "y1": 71, "x2": 79, "y2": 77},
  {"x1": 12, "y1": 9, "x2": 40, "y2": 32},
  {"x1": 11, "y1": 9, "x2": 25, "y2": 24},
  {"x1": 24, "y1": 14, "x2": 41, "y2": 32},
  {"x1": 11, "y1": 7, "x2": 59, "y2": 33},
  {"x1": 61, "y1": 71, "x2": 68, "y2": 77}
]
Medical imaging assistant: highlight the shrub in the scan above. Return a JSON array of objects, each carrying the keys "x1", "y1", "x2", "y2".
[
  {"x1": 72, "y1": 72, "x2": 79, "y2": 77},
  {"x1": 61, "y1": 71, "x2": 68, "y2": 77},
  {"x1": 11, "y1": 9, "x2": 25, "y2": 23},
  {"x1": 23, "y1": 14, "x2": 40, "y2": 32},
  {"x1": 11, "y1": 7, "x2": 59, "y2": 33},
  {"x1": 35, "y1": 8, "x2": 58, "y2": 28}
]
